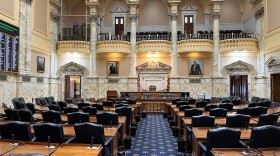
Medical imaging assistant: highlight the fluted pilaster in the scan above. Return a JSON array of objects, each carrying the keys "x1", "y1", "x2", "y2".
[
  {"x1": 25, "y1": 0, "x2": 33, "y2": 75},
  {"x1": 255, "y1": 7, "x2": 265, "y2": 77}
]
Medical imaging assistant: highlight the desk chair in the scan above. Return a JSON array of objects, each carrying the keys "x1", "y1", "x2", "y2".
[
  {"x1": 63, "y1": 107, "x2": 79, "y2": 114},
  {"x1": 179, "y1": 105, "x2": 193, "y2": 111},
  {"x1": 103, "y1": 101, "x2": 114, "y2": 107},
  {"x1": 116, "y1": 107, "x2": 132, "y2": 134},
  {"x1": 67, "y1": 112, "x2": 89, "y2": 124},
  {"x1": 249, "y1": 106, "x2": 268, "y2": 116},
  {"x1": 192, "y1": 115, "x2": 215, "y2": 127},
  {"x1": 196, "y1": 101, "x2": 207, "y2": 108},
  {"x1": 204, "y1": 104, "x2": 218, "y2": 111},
  {"x1": 184, "y1": 108, "x2": 203, "y2": 117},
  {"x1": 76, "y1": 102, "x2": 90, "y2": 109},
  {"x1": 57, "y1": 101, "x2": 67, "y2": 111},
  {"x1": 236, "y1": 107, "x2": 251, "y2": 115},
  {"x1": 74, "y1": 122, "x2": 113, "y2": 156},
  {"x1": 96, "y1": 112, "x2": 118, "y2": 126},
  {"x1": 4, "y1": 108, "x2": 21, "y2": 121},
  {"x1": 17, "y1": 109, "x2": 34, "y2": 123},
  {"x1": 219, "y1": 103, "x2": 233, "y2": 111},
  {"x1": 82, "y1": 106, "x2": 97, "y2": 115},
  {"x1": 209, "y1": 108, "x2": 227, "y2": 117},
  {"x1": 226, "y1": 114, "x2": 250, "y2": 128},
  {"x1": 198, "y1": 127, "x2": 241, "y2": 156},
  {"x1": 0, "y1": 121, "x2": 32, "y2": 141},
  {"x1": 42, "y1": 110, "x2": 62, "y2": 124},
  {"x1": 48, "y1": 105, "x2": 62, "y2": 113},
  {"x1": 91, "y1": 103, "x2": 104, "y2": 110},
  {"x1": 33, "y1": 123, "x2": 65, "y2": 144},
  {"x1": 257, "y1": 114, "x2": 279, "y2": 126}
]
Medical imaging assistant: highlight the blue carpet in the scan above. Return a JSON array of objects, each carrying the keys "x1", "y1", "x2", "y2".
[{"x1": 125, "y1": 114, "x2": 185, "y2": 156}]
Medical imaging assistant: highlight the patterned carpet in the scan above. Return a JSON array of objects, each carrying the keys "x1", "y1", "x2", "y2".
[{"x1": 125, "y1": 114, "x2": 188, "y2": 156}]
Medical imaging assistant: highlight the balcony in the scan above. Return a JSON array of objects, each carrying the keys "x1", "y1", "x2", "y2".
[
  {"x1": 57, "y1": 41, "x2": 90, "y2": 54},
  {"x1": 137, "y1": 40, "x2": 171, "y2": 53},
  {"x1": 96, "y1": 41, "x2": 130, "y2": 53},
  {"x1": 177, "y1": 39, "x2": 214, "y2": 53},
  {"x1": 220, "y1": 38, "x2": 259, "y2": 53}
]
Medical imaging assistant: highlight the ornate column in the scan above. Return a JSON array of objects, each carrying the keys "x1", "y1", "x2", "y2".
[
  {"x1": 25, "y1": 0, "x2": 33, "y2": 75},
  {"x1": 210, "y1": 0, "x2": 224, "y2": 77},
  {"x1": 255, "y1": 7, "x2": 264, "y2": 77},
  {"x1": 168, "y1": 0, "x2": 180, "y2": 76},
  {"x1": 49, "y1": 0, "x2": 61, "y2": 78},
  {"x1": 18, "y1": 0, "x2": 26, "y2": 74},
  {"x1": 127, "y1": 2, "x2": 139, "y2": 77},
  {"x1": 86, "y1": 1, "x2": 100, "y2": 77}
]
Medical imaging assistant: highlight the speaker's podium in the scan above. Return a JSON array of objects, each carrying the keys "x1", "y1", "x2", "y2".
[{"x1": 149, "y1": 86, "x2": 156, "y2": 91}]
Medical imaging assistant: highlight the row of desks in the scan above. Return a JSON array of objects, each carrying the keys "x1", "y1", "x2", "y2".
[{"x1": 211, "y1": 148, "x2": 280, "y2": 156}]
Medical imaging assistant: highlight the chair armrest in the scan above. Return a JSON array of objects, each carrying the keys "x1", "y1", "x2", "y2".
[
  {"x1": 65, "y1": 136, "x2": 75, "y2": 144},
  {"x1": 239, "y1": 140, "x2": 247, "y2": 147},
  {"x1": 186, "y1": 126, "x2": 192, "y2": 132},
  {"x1": 104, "y1": 137, "x2": 113, "y2": 146},
  {"x1": 31, "y1": 137, "x2": 36, "y2": 142},
  {"x1": 198, "y1": 141, "x2": 208, "y2": 152}
]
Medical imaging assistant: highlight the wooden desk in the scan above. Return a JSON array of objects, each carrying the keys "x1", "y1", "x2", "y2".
[
  {"x1": 0, "y1": 140, "x2": 22, "y2": 155},
  {"x1": 51, "y1": 144, "x2": 103, "y2": 156},
  {"x1": 259, "y1": 147, "x2": 280, "y2": 155},
  {"x1": 192, "y1": 128, "x2": 251, "y2": 156},
  {"x1": 4, "y1": 142, "x2": 58, "y2": 155},
  {"x1": 211, "y1": 148, "x2": 260, "y2": 156},
  {"x1": 182, "y1": 117, "x2": 258, "y2": 126}
]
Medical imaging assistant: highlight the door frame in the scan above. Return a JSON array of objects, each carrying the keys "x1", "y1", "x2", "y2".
[
  {"x1": 230, "y1": 75, "x2": 248, "y2": 102},
  {"x1": 180, "y1": 4, "x2": 198, "y2": 35},
  {"x1": 64, "y1": 75, "x2": 82, "y2": 100}
]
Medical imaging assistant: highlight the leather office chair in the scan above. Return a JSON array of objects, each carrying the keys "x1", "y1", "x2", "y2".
[
  {"x1": 48, "y1": 105, "x2": 62, "y2": 113},
  {"x1": 249, "y1": 125, "x2": 280, "y2": 148},
  {"x1": 209, "y1": 108, "x2": 227, "y2": 117},
  {"x1": 103, "y1": 101, "x2": 114, "y2": 107},
  {"x1": 74, "y1": 122, "x2": 113, "y2": 156},
  {"x1": 96, "y1": 112, "x2": 119, "y2": 126},
  {"x1": 0, "y1": 121, "x2": 32, "y2": 141},
  {"x1": 4, "y1": 108, "x2": 21, "y2": 121},
  {"x1": 219, "y1": 103, "x2": 233, "y2": 111},
  {"x1": 115, "y1": 107, "x2": 132, "y2": 134},
  {"x1": 18, "y1": 97, "x2": 26, "y2": 104},
  {"x1": 248, "y1": 102, "x2": 258, "y2": 107},
  {"x1": 226, "y1": 114, "x2": 250, "y2": 128},
  {"x1": 249, "y1": 106, "x2": 268, "y2": 116},
  {"x1": 257, "y1": 114, "x2": 279, "y2": 126},
  {"x1": 176, "y1": 101, "x2": 189, "y2": 107},
  {"x1": 172, "y1": 99, "x2": 182, "y2": 104},
  {"x1": 196, "y1": 101, "x2": 207, "y2": 108},
  {"x1": 63, "y1": 107, "x2": 79, "y2": 114},
  {"x1": 17, "y1": 109, "x2": 34, "y2": 123},
  {"x1": 198, "y1": 127, "x2": 241, "y2": 156},
  {"x1": 12, "y1": 98, "x2": 26, "y2": 110},
  {"x1": 204, "y1": 104, "x2": 218, "y2": 111},
  {"x1": 57, "y1": 101, "x2": 67, "y2": 111},
  {"x1": 76, "y1": 102, "x2": 90, "y2": 109},
  {"x1": 127, "y1": 99, "x2": 136, "y2": 104},
  {"x1": 42, "y1": 110, "x2": 62, "y2": 124},
  {"x1": 33, "y1": 122, "x2": 65, "y2": 144},
  {"x1": 179, "y1": 105, "x2": 193, "y2": 111},
  {"x1": 67, "y1": 112, "x2": 89, "y2": 124},
  {"x1": 192, "y1": 115, "x2": 215, "y2": 127},
  {"x1": 25, "y1": 103, "x2": 36, "y2": 114},
  {"x1": 184, "y1": 108, "x2": 203, "y2": 117},
  {"x1": 82, "y1": 106, "x2": 98, "y2": 115},
  {"x1": 236, "y1": 107, "x2": 251, "y2": 115},
  {"x1": 115, "y1": 104, "x2": 129, "y2": 108},
  {"x1": 91, "y1": 103, "x2": 104, "y2": 110}
]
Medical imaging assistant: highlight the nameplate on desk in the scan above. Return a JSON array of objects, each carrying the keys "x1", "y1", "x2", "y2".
[
  {"x1": 22, "y1": 76, "x2": 31, "y2": 82},
  {"x1": 108, "y1": 79, "x2": 119, "y2": 83},
  {"x1": 189, "y1": 78, "x2": 201, "y2": 83}
]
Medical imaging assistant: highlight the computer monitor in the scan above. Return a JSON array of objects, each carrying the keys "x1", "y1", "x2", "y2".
[{"x1": 181, "y1": 92, "x2": 190, "y2": 98}]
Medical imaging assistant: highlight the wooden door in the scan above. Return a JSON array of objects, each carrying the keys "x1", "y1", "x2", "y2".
[
  {"x1": 271, "y1": 74, "x2": 280, "y2": 102},
  {"x1": 184, "y1": 15, "x2": 194, "y2": 34},
  {"x1": 64, "y1": 75, "x2": 71, "y2": 100},
  {"x1": 230, "y1": 75, "x2": 248, "y2": 101},
  {"x1": 115, "y1": 17, "x2": 124, "y2": 36}
]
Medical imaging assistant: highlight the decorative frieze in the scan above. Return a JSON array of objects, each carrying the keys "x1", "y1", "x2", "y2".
[
  {"x1": 96, "y1": 41, "x2": 130, "y2": 53},
  {"x1": 137, "y1": 40, "x2": 171, "y2": 53},
  {"x1": 50, "y1": 11, "x2": 59, "y2": 23},
  {"x1": 220, "y1": 38, "x2": 258, "y2": 53},
  {"x1": 26, "y1": 0, "x2": 33, "y2": 6},
  {"x1": 255, "y1": 7, "x2": 264, "y2": 20},
  {"x1": 177, "y1": 39, "x2": 214, "y2": 53},
  {"x1": 130, "y1": 15, "x2": 138, "y2": 22},
  {"x1": 224, "y1": 60, "x2": 254, "y2": 75},
  {"x1": 169, "y1": 13, "x2": 178, "y2": 21},
  {"x1": 266, "y1": 57, "x2": 280, "y2": 74},
  {"x1": 57, "y1": 41, "x2": 90, "y2": 54}
]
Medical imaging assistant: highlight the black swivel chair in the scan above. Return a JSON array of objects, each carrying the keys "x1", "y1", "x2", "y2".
[
  {"x1": 257, "y1": 114, "x2": 279, "y2": 126},
  {"x1": 96, "y1": 112, "x2": 119, "y2": 126},
  {"x1": 91, "y1": 103, "x2": 104, "y2": 110},
  {"x1": 4, "y1": 108, "x2": 21, "y2": 121},
  {"x1": 226, "y1": 114, "x2": 250, "y2": 128},
  {"x1": 33, "y1": 123, "x2": 65, "y2": 144},
  {"x1": 76, "y1": 102, "x2": 90, "y2": 109},
  {"x1": 127, "y1": 99, "x2": 136, "y2": 104},
  {"x1": 209, "y1": 108, "x2": 227, "y2": 117},
  {"x1": 198, "y1": 127, "x2": 241, "y2": 156},
  {"x1": 67, "y1": 112, "x2": 89, "y2": 124},
  {"x1": 192, "y1": 115, "x2": 215, "y2": 127},
  {"x1": 82, "y1": 106, "x2": 98, "y2": 115},
  {"x1": 57, "y1": 101, "x2": 67, "y2": 111},
  {"x1": 42, "y1": 110, "x2": 62, "y2": 124},
  {"x1": 103, "y1": 101, "x2": 114, "y2": 107},
  {"x1": 17, "y1": 109, "x2": 34, "y2": 123},
  {"x1": 236, "y1": 107, "x2": 251, "y2": 115},
  {"x1": 179, "y1": 105, "x2": 193, "y2": 111},
  {"x1": 172, "y1": 99, "x2": 182, "y2": 105},
  {"x1": 63, "y1": 107, "x2": 79, "y2": 114},
  {"x1": 196, "y1": 101, "x2": 207, "y2": 108},
  {"x1": 25, "y1": 103, "x2": 36, "y2": 114},
  {"x1": 184, "y1": 108, "x2": 203, "y2": 117},
  {"x1": 219, "y1": 103, "x2": 233, "y2": 111},
  {"x1": 249, "y1": 106, "x2": 268, "y2": 116},
  {"x1": 115, "y1": 107, "x2": 132, "y2": 135},
  {"x1": 115, "y1": 104, "x2": 129, "y2": 108},
  {"x1": 74, "y1": 122, "x2": 113, "y2": 156},
  {"x1": 204, "y1": 104, "x2": 218, "y2": 111},
  {"x1": 0, "y1": 121, "x2": 32, "y2": 141},
  {"x1": 48, "y1": 105, "x2": 62, "y2": 113},
  {"x1": 248, "y1": 125, "x2": 280, "y2": 148},
  {"x1": 177, "y1": 101, "x2": 189, "y2": 107}
]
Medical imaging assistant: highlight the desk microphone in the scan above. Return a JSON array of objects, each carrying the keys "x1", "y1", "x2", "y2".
[
  {"x1": 11, "y1": 134, "x2": 14, "y2": 144},
  {"x1": 245, "y1": 122, "x2": 248, "y2": 130},
  {"x1": 90, "y1": 137, "x2": 94, "y2": 148},
  {"x1": 110, "y1": 120, "x2": 112, "y2": 128},
  {"x1": 48, "y1": 136, "x2": 51, "y2": 147}
]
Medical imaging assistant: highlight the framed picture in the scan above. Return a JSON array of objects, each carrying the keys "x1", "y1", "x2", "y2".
[
  {"x1": 107, "y1": 61, "x2": 119, "y2": 76},
  {"x1": 37, "y1": 56, "x2": 45, "y2": 73},
  {"x1": 189, "y1": 59, "x2": 203, "y2": 75}
]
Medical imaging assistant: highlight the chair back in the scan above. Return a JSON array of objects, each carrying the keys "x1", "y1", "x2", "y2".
[
  {"x1": 115, "y1": 104, "x2": 129, "y2": 108},
  {"x1": 96, "y1": 112, "x2": 118, "y2": 125},
  {"x1": 176, "y1": 101, "x2": 189, "y2": 107},
  {"x1": 192, "y1": 115, "x2": 215, "y2": 127},
  {"x1": 184, "y1": 108, "x2": 203, "y2": 117},
  {"x1": 4, "y1": 108, "x2": 21, "y2": 121},
  {"x1": 209, "y1": 108, "x2": 227, "y2": 117},
  {"x1": 249, "y1": 125, "x2": 280, "y2": 148},
  {"x1": 63, "y1": 107, "x2": 79, "y2": 114},
  {"x1": 18, "y1": 97, "x2": 26, "y2": 104},
  {"x1": 103, "y1": 101, "x2": 114, "y2": 107},
  {"x1": 116, "y1": 107, "x2": 132, "y2": 133},
  {"x1": 42, "y1": 110, "x2": 62, "y2": 124},
  {"x1": 219, "y1": 103, "x2": 233, "y2": 110},
  {"x1": 236, "y1": 107, "x2": 251, "y2": 115},
  {"x1": 204, "y1": 104, "x2": 218, "y2": 111},
  {"x1": 26, "y1": 103, "x2": 36, "y2": 114},
  {"x1": 196, "y1": 101, "x2": 207, "y2": 108},
  {"x1": 17, "y1": 109, "x2": 34, "y2": 123},
  {"x1": 67, "y1": 112, "x2": 89, "y2": 124},
  {"x1": 0, "y1": 121, "x2": 32, "y2": 141},
  {"x1": 257, "y1": 114, "x2": 279, "y2": 126},
  {"x1": 249, "y1": 106, "x2": 268, "y2": 116},
  {"x1": 206, "y1": 127, "x2": 241, "y2": 150},
  {"x1": 91, "y1": 104, "x2": 104, "y2": 110},
  {"x1": 33, "y1": 123, "x2": 64, "y2": 144},
  {"x1": 76, "y1": 102, "x2": 90, "y2": 109},
  {"x1": 127, "y1": 99, "x2": 136, "y2": 104},
  {"x1": 48, "y1": 105, "x2": 62, "y2": 113},
  {"x1": 226, "y1": 114, "x2": 250, "y2": 128},
  {"x1": 179, "y1": 105, "x2": 193, "y2": 111},
  {"x1": 57, "y1": 101, "x2": 67, "y2": 111},
  {"x1": 172, "y1": 99, "x2": 182, "y2": 104},
  {"x1": 74, "y1": 122, "x2": 105, "y2": 144},
  {"x1": 82, "y1": 106, "x2": 97, "y2": 115}
]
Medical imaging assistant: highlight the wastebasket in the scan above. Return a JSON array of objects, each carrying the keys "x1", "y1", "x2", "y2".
[
  {"x1": 169, "y1": 120, "x2": 175, "y2": 128},
  {"x1": 124, "y1": 136, "x2": 132, "y2": 149},
  {"x1": 131, "y1": 122, "x2": 138, "y2": 128},
  {"x1": 130, "y1": 126, "x2": 137, "y2": 137},
  {"x1": 177, "y1": 137, "x2": 185, "y2": 152},
  {"x1": 136, "y1": 115, "x2": 140, "y2": 122},
  {"x1": 163, "y1": 113, "x2": 167, "y2": 118},
  {"x1": 142, "y1": 112, "x2": 146, "y2": 118},
  {"x1": 172, "y1": 126, "x2": 179, "y2": 137}
]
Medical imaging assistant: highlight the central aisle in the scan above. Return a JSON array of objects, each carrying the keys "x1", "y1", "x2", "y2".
[{"x1": 126, "y1": 114, "x2": 184, "y2": 156}]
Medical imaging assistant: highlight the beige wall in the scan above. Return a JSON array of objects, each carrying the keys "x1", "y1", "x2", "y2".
[
  {"x1": 178, "y1": 0, "x2": 205, "y2": 25},
  {"x1": 267, "y1": 0, "x2": 280, "y2": 31},
  {"x1": 34, "y1": 0, "x2": 48, "y2": 34},
  {"x1": 220, "y1": 0, "x2": 242, "y2": 24},
  {"x1": 103, "y1": 0, "x2": 128, "y2": 27},
  {"x1": 242, "y1": 0, "x2": 254, "y2": 22},
  {"x1": 0, "y1": 0, "x2": 19, "y2": 27}
]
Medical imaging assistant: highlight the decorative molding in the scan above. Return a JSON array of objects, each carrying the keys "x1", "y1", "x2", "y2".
[
  {"x1": 130, "y1": 15, "x2": 138, "y2": 22},
  {"x1": 59, "y1": 62, "x2": 86, "y2": 76},
  {"x1": 180, "y1": 4, "x2": 198, "y2": 11},
  {"x1": 224, "y1": 60, "x2": 254, "y2": 75},
  {"x1": 177, "y1": 39, "x2": 214, "y2": 53},
  {"x1": 110, "y1": 6, "x2": 128, "y2": 13},
  {"x1": 57, "y1": 41, "x2": 90, "y2": 54},
  {"x1": 49, "y1": 0, "x2": 61, "y2": 11},
  {"x1": 50, "y1": 11, "x2": 59, "y2": 23},
  {"x1": 89, "y1": 14, "x2": 99, "y2": 22},
  {"x1": 137, "y1": 40, "x2": 171, "y2": 53},
  {"x1": 220, "y1": 38, "x2": 258, "y2": 53},
  {"x1": 96, "y1": 41, "x2": 130, "y2": 53},
  {"x1": 26, "y1": 0, "x2": 33, "y2": 6},
  {"x1": 265, "y1": 57, "x2": 280, "y2": 74},
  {"x1": 254, "y1": 7, "x2": 264, "y2": 20},
  {"x1": 169, "y1": 13, "x2": 178, "y2": 21},
  {"x1": 212, "y1": 12, "x2": 220, "y2": 19},
  {"x1": 250, "y1": 0, "x2": 263, "y2": 6}
]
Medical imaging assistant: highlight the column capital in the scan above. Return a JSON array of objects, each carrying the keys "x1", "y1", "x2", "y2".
[
  {"x1": 130, "y1": 15, "x2": 138, "y2": 22},
  {"x1": 50, "y1": 11, "x2": 59, "y2": 23},
  {"x1": 168, "y1": 0, "x2": 181, "y2": 6},
  {"x1": 50, "y1": 0, "x2": 61, "y2": 11},
  {"x1": 255, "y1": 7, "x2": 264, "y2": 20},
  {"x1": 212, "y1": 12, "x2": 220, "y2": 19},
  {"x1": 85, "y1": 0, "x2": 101, "y2": 9},
  {"x1": 26, "y1": 0, "x2": 33, "y2": 6},
  {"x1": 89, "y1": 14, "x2": 99, "y2": 23},
  {"x1": 209, "y1": 0, "x2": 224, "y2": 14},
  {"x1": 169, "y1": 13, "x2": 178, "y2": 21}
]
